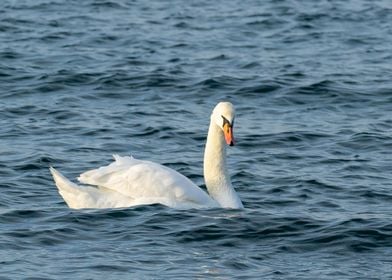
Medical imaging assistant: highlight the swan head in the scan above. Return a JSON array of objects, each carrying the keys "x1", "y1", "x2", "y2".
[{"x1": 212, "y1": 102, "x2": 235, "y2": 146}]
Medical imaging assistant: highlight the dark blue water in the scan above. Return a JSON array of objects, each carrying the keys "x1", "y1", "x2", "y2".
[{"x1": 1, "y1": 0, "x2": 392, "y2": 278}]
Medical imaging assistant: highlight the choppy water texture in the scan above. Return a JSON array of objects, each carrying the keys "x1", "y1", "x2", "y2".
[{"x1": 1, "y1": 0, "x2": 392, "y2": 279}]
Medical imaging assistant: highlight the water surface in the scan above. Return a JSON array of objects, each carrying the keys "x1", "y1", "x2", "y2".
[{"x1": 1, "y1": 0, "x2": 392, "y2": 279}]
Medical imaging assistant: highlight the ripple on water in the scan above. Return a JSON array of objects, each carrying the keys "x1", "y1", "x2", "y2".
[{"x1": 1, "y1": 0, "x2": 392, "y2": 278}]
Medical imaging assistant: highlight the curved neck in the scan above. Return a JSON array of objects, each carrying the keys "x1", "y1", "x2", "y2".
[{"x1": 203, "y1": 118, "x2": 243, "y2": 209}]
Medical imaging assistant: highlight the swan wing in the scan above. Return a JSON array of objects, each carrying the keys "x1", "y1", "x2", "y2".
[
  {"x1": 77, "y1": 155, "x2": 217, "y2": 209},
  {"x1": 50, "y1": 167, "x2": 134, "y2": 209}
]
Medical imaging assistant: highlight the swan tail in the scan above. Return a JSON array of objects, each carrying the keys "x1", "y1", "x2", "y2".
[{"x1": 50, "y1": 167, "x2": 87, "y2": 209}]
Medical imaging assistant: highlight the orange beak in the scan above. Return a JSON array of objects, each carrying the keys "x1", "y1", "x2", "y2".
[{"x1": 223, "y1": 123, "x2": 235, "y2": 146}]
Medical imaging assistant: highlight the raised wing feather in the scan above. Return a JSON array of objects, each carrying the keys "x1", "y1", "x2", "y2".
[{"x1": 78, "y1": 155, "x2": 217, "y2": 208}]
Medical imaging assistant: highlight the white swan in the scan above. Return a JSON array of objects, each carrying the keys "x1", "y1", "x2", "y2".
[{"x1": 50, "y1": 102, "x2": 243, "y2": 210}]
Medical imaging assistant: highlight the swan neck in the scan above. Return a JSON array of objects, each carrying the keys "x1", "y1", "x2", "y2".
[{"x1": 203, "y1": 118, "x2": 243, "y2": 209}]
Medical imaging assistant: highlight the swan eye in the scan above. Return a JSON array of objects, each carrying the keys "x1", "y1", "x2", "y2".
[{"x1": 221, "y1": 115, "x2": 231, "y2": 128}]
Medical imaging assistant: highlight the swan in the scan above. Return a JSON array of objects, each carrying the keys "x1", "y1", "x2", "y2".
[{"x1": 50, "y1": 102, "x2": 243, "y2": 210}]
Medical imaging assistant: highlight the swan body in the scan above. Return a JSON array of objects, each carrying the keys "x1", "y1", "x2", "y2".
[{"x1": 50, "y1": 102, "x2": 243, "y2": 210}]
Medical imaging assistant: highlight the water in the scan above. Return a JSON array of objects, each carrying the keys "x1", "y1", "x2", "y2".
[{"x1": 1, "y1": 0, "x2": 392, "y2": 278}]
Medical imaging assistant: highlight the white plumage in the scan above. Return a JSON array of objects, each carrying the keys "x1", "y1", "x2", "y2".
[{"x1": 50, "y1": 102, "x2": 243, "y2": 210}]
